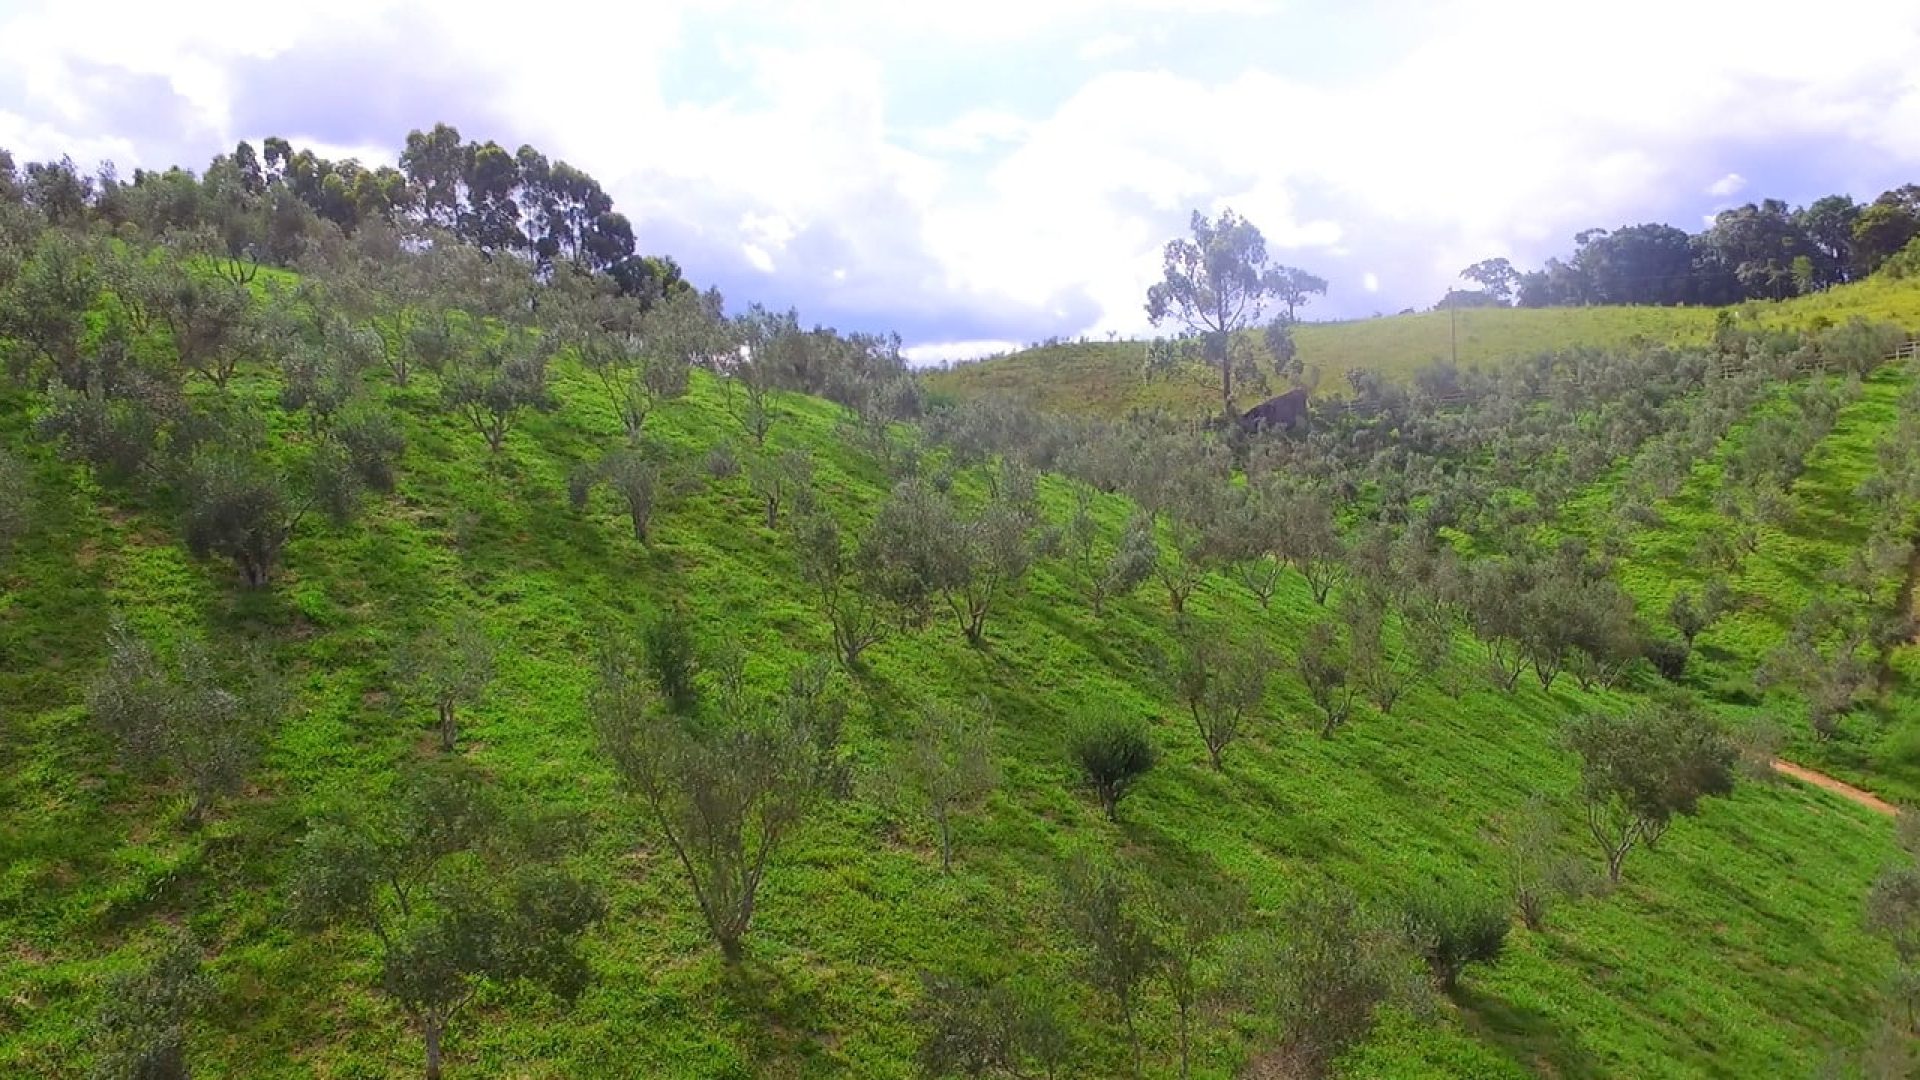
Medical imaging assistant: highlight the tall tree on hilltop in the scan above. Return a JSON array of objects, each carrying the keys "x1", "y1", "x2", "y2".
[
  {"x1": 1145, "y1": 209, "x2": 1312, "y2": 418},
  {"x1": 1460, "y1": 257, "x2": 1519, "y2": 304}
]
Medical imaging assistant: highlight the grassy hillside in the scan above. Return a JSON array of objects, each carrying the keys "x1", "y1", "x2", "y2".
[
  {"x1": 1560, "y1": 364, "x2": 1920, "y2": 803},
  {"x1": 927, "y1": 275, "x2": 1920, "y2": 418},
  {"x1": 2, "y1": 334, "x2": 1910, "y2": 1078}
]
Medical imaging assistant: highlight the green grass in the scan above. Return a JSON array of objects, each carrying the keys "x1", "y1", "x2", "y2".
[
  {"x1": 927, "y1": 275, "x2": 1920, "y2": 418},
  {"x1": 0, "y1": 344, "x2": 1909, "y2": 1077},
  {"x1": 1560, "y1": 364, "x2": 1920, "y2": 804}
]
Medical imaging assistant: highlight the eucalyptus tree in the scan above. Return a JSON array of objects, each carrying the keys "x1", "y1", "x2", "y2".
[{"x1": 1144, "y1": 208, "x2": 1311, "y2": 418}]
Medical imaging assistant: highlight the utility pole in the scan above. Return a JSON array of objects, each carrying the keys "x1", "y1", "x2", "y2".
[{"x1": 1449, "y1": 288, "x2": 1458, "y2": 366}]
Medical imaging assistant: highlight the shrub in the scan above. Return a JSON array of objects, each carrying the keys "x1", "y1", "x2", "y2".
[
  {"x1": 642, "y1": 607, "x2": 701, "y2": 718},
  {"x1": 87, "y1": 932, "x2": 207, "y2": 1080},
  {"x1": 1069, "y1": 710, "x2": 1157, "y2": 822},
  {"x1": 1399, "y1": 888, "x2": 1510, "y2": 992}
]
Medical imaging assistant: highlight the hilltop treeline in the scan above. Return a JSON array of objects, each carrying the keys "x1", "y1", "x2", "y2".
[
  {"x1": 1456, "y1": 185, "x2": 1920, "y2": 308},
  {"x1": 2, "y1": 121, "x2": 685, "y2": 300}
]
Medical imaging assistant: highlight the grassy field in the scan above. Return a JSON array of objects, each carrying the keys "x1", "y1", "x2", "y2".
[
  {"x1": 1, "y1": 333, "x2": 1910, "y2": 1077},
  {"x1": 926, "y1": 275, "x2": 1920, "y2": 417}
]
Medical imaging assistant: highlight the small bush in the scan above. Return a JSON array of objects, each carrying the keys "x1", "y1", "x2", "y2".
[
  {"x1": 1068, "y1": 710, "x2": 1156, "y2": 822},
  {"x1": 1400, "y1": 888, "x2": 1510, "y2": 992},
  {"x1": 704, "y1": 441, "x2": 740, "y2": 479},
  {"x1": 643, "y1": 608, "x2": 701, "y2": 718}
]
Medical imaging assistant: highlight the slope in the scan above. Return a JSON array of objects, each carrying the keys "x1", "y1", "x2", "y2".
[
  {"x1": 0, "y1": 341, "x2": 1905, "y2": 1079},
  {"x1": 926, "y1": 275, "x2": 1920, "y2": 418}
]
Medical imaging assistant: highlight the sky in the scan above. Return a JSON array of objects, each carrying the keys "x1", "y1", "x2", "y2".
[{"x1": 4, "y1": 0, "x2": 1920, "y2": 364}]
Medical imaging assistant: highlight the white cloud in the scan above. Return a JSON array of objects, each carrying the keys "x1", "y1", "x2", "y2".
[
  {"x1": 901, "y1": 339, "x2": 1026, "y2": 366},
  {"x1": 1707, "y1": 172, "x2": 1747, "y2": 196},
  {"x1": 1078, "y1": 32, "x2": 1135, "y2": 60},
  {"x1": 913, "y1": 109, "x2": 1032, "y2": 154},
  {"x1": 1362, "y1": 272, "x2": 1380, "y2": 293}
]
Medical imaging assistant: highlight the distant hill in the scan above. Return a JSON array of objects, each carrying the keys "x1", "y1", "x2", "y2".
[{"x1": 927, "y1": 275, "x2": 1920, "y2": 417}]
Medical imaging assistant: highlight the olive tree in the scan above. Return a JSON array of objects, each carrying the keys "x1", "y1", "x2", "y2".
[
  {"x1": 441, "y1": 328, "x2": 552, "y2": 460},
  {"x1": 792, "y1": 510, "x2": 892, "y2": 670},
  {"x1": 1170, "y1": 626, "x2": 1270, "y2": 769},
  {"x1": 1241, "y1": 886, "x2": 1422, "y2": 1080},
  {"x1": 180, "y1": 445, "x2": 350, "y2": 588},
  {"x1": 1758, "y1": 599, "x2": 1879, "y2": 740},
  {"x1": 1398, "y1": 886, "x2": 1509, "y2": 993},
  {"x1": 1, "y1": 228, "x2": 100, "y2": 390},
  {"x1": 589, "y1": 633, "x2": 822, "y2": 963},
  {"x1": 570, "y1": 445, "x2": 666, "y2": 543},
  {"x1": 156, "y1": 268, "x2": 259, "y2": 391},
  {"x1": 890, "y1": 698, "x2": 998, "y2": 872},
  {"x1": 0, "y1": 447, "x2": 29, "y2": 561},
  {"x1": 868, "y1": 467, "x2": 1053, "y2": 646},
  {"x1": 1153, "y1": 879, "x2": 1244, "y2": 1080},
  {"x1": 1565, "y1": 701, "x2": 1735, "y2": 883},
  {"x1": 1224, "y1": 479, "x2": 1287, "y2": 609},
  {"x1": 291, "y1": 766, "x2": 604, "y2": 1080},
  {"x1": 1344, "y1": 591, "x2": 1418, "y2": 715},
  {"x1": 1487, "y1": 795, "x2": 1586, "y2": 931},
  {"x1": 745, "y1": 446, "x2": 815, "y2": 530},
  {"x1": 560, "y1": 276, "x2": 705, "y2": 442},
  {"x1": 1063, "y1": 488, "x2": 1157, "y2": 616},
  {"x1": 913, "y1": 972, "x2": 1075, "y2": 1080},
  {"x1": 87, "y1": 617, "x2": 280, "y2": 827},
  {"x1": 1059, "y1": 856, "x2": 1162, "y2": 1076},
  {"x1": 1068, "y1": 708, "x2": 1157, "y2": 822},
  {"x1": 1282, "y1": 490, "x2": 1347, "y2": 606},
  {"x1": 1667, "y1": 578, "x2": 1732, "y2": 655},
  {"x1": 395, "y1": 621, "x2": 497, "y2": 752},
  {"x1": 1297, "y1": 620, "x2": 1359, "y2": 737}
]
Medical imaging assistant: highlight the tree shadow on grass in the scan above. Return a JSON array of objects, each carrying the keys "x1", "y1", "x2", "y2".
[
  {"x1": 1455, "y1": 984, "x2": 1606, "y2": 1080},
  {"x1": 718, "y1": 956, "x2": 840, "y2": 1077}
]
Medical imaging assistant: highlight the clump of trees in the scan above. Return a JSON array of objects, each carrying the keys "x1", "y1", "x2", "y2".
[
  {"x1": 291, "y1": 765, "x2": 604, "y2": 1080},
  {"x1": 1485, "y1": 185, "x2": 1920, "y2": 309}
]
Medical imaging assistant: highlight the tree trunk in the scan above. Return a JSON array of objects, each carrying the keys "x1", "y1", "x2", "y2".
[
  {"x1": 424, "y1": 1021, "x2": 443, "y2": 1080},
  {"x1": 938, "y1": 816, "x2": 952, "y2": 873},
  {"x1": 1124, "y1": 1003, "x2": 1142, "y2": 1078},
  {"x1": 1177, "y1": 998, "x2": 1192, "y2": 1080},
  {"x1": 1606, "y1": 842, "x2": 1630, "y2": 884},
  {"x1": 438, "y1": 701, "x2": 457, "y2": 752}
]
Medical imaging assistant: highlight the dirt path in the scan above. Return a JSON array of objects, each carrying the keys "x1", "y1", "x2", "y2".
[{"x1": 1771, "y1": 759, "x2": 1897, "y2": 817}]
